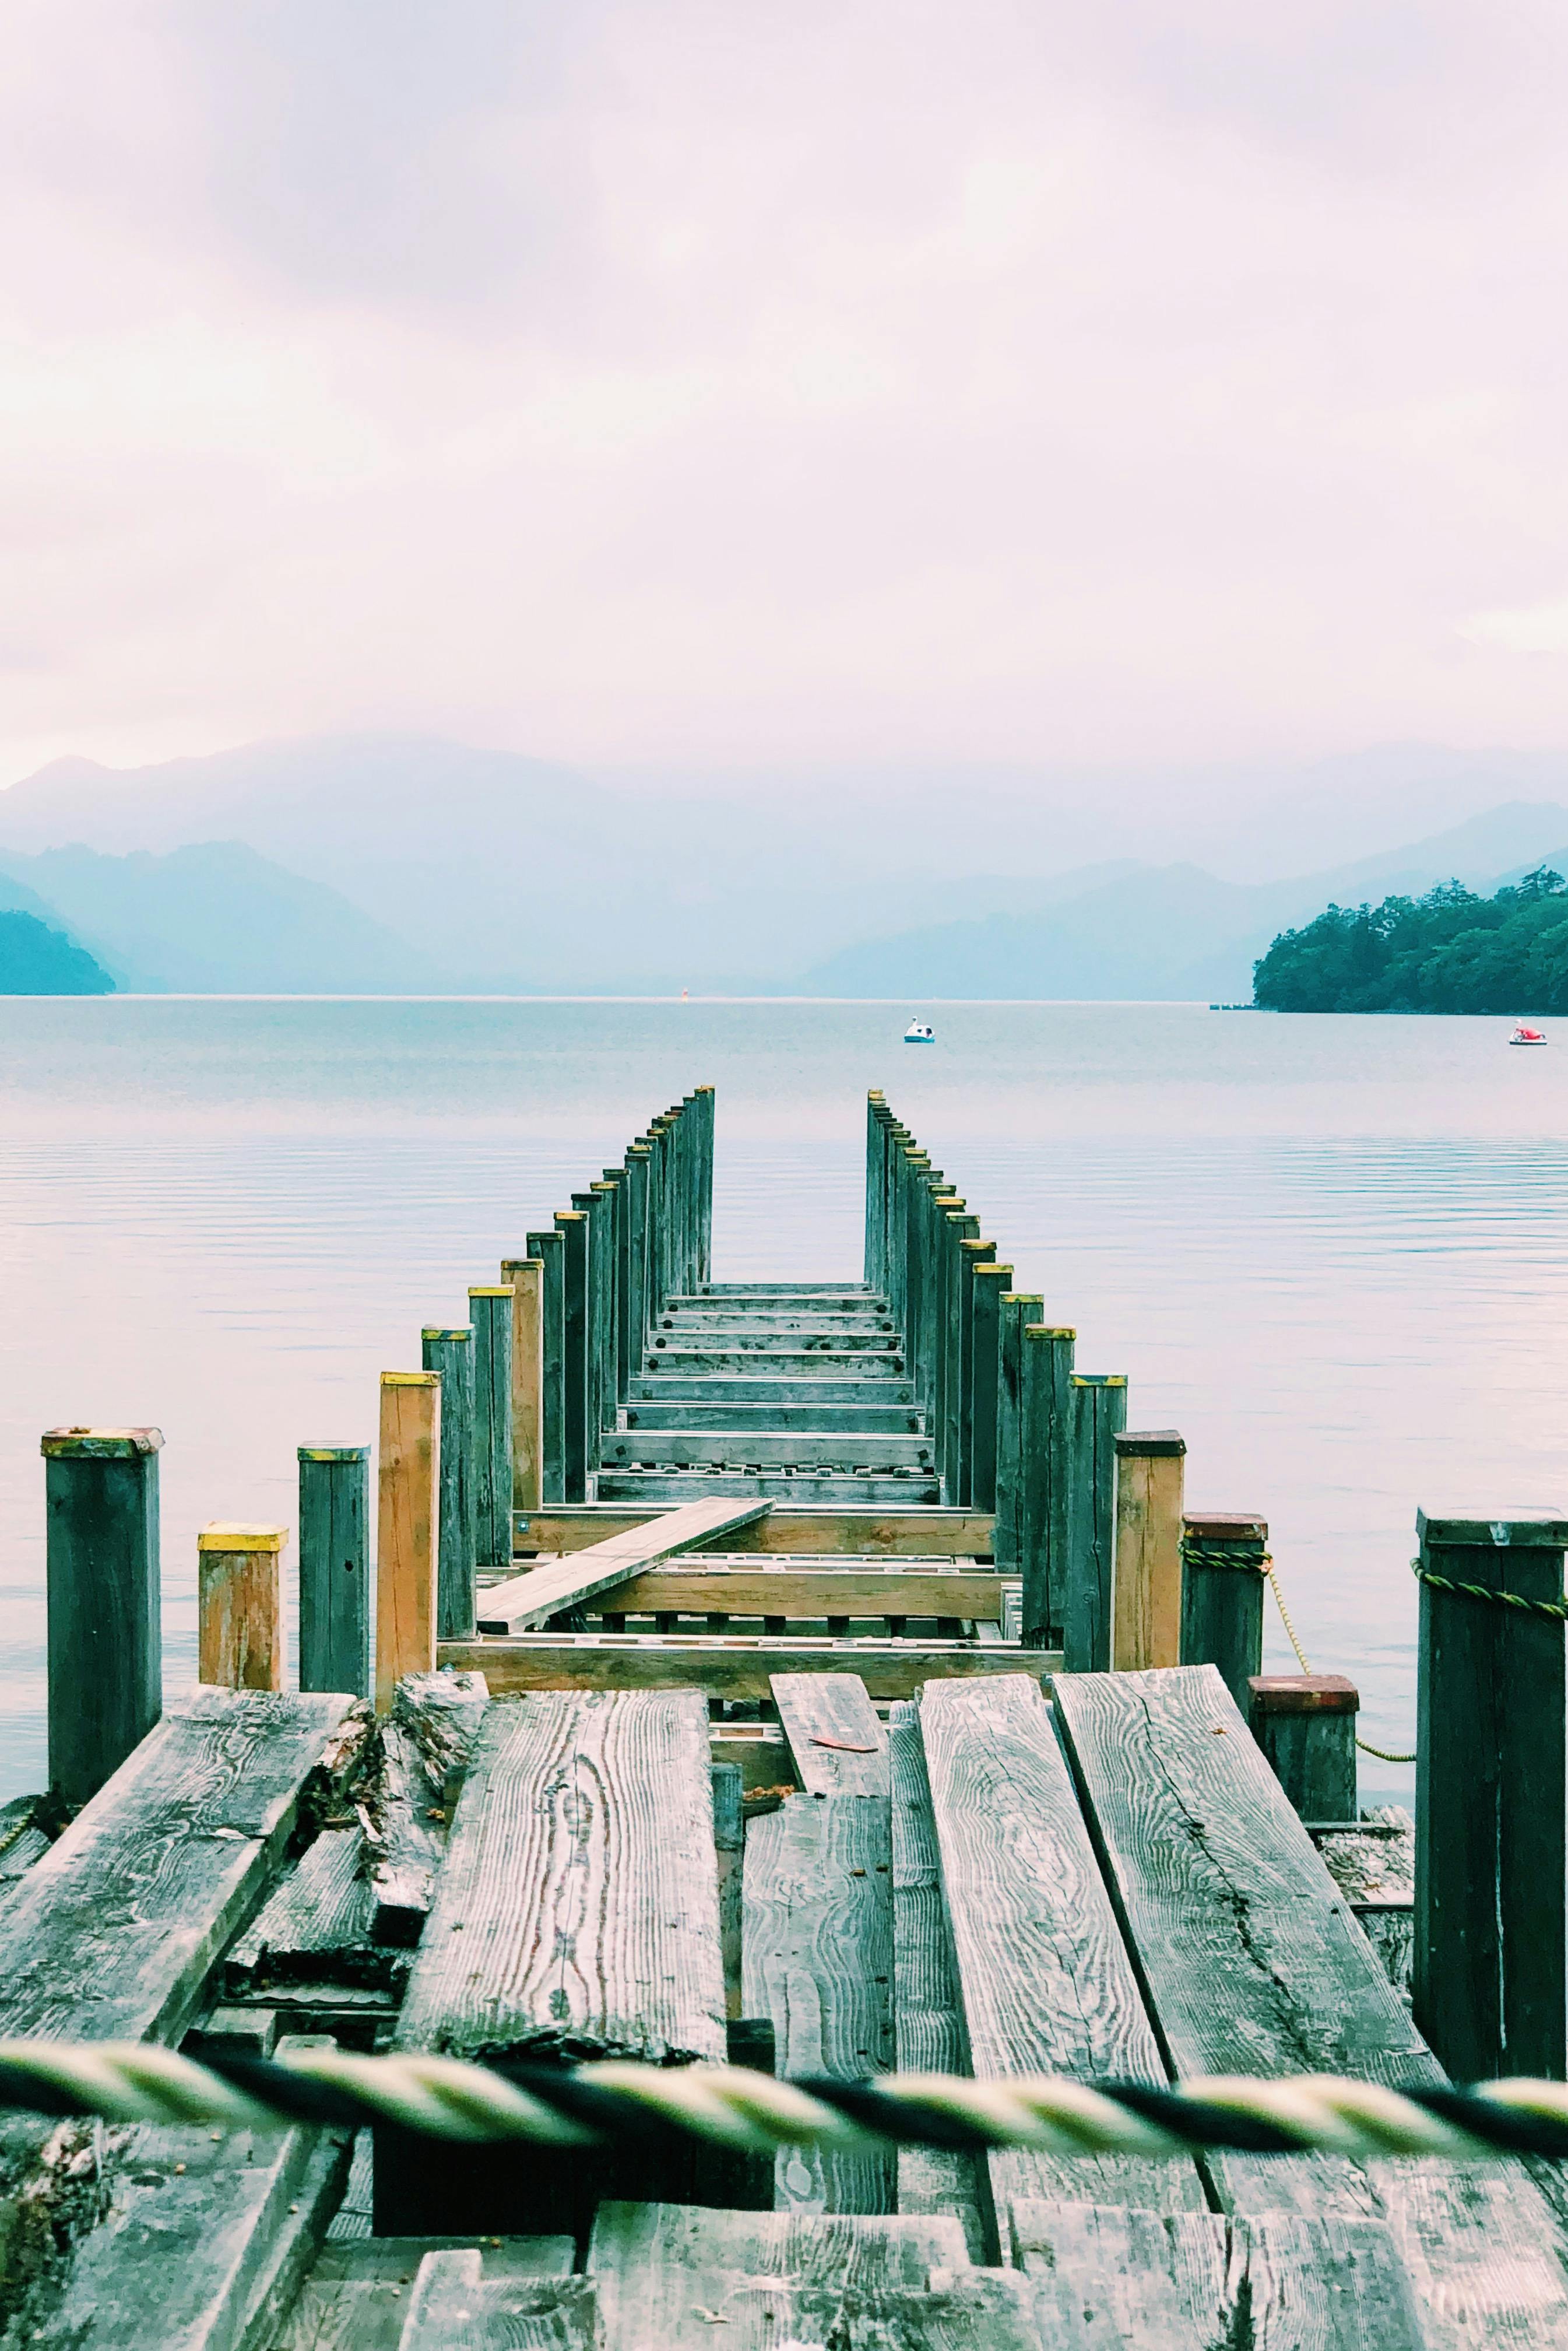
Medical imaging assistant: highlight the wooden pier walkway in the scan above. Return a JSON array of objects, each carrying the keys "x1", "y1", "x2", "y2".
[{"x1": 1, "y1": 1087, "x2": 1565, "y2": 2345}]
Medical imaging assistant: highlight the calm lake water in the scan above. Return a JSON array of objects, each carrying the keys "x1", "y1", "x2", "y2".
[{"x1": 2, "y1": 994, "x2": 1564, "y2": 1806}]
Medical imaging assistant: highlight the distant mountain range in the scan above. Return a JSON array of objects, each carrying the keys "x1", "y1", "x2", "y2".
[{"x1": 2, "y1": 733, "x2": 1567, "y2": 997}]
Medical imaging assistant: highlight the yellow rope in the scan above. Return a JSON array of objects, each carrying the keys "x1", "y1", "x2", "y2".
[{"x1": 1261, "y1": 1556, "x2": 1416, "y2": 1765}]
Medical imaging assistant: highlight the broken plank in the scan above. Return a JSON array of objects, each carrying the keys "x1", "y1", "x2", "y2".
[
  {"x1": 379, "y1": 1686, "x2": 727, "y2": 2237},
  {"x1": 224, "y1": 1825, "x2": 391, "y2": 1994},
  {"x1": 1052, "y1": 1663, "x2": 1568, "y2": 2349},
  {"x1": 772, "y1": 1671, "x2": 889, "y2": 1795},
  {"x1": 743, "y1": 1790, "x2": 895, "y2": 2212},
  {"x1": 919, "y1": 1673, "x2": 1207, "y2": 2243},
  {"x1": 362, "y1": 1670, "x2": 489, "y2": 1949},
  {"x1": 513, "y1": 1506, "x2": 994, "y2": 1557},
  {"x1": 441, "y1": 1636, "x2": 1058, "y2": 1701},
  {"x1": 474, "y1": 1496, "x2": 772, "y2": 1632},
  {"x1": 0, "y1": 1686, "x2": 360, "y2": 2045}
]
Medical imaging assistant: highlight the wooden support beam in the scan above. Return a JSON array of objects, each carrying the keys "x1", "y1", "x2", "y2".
[
  {"x1": 41, "y1": 1425, "x2": 162, "y2": 1810},
  {"x1": 1111, "y1": 1429, "x2": 1185, "y2": 1672},
  {"x1": 501, "y1": 1259, "x2": 544, "y2": 1513},
  {"x1": 197, "y1": 1521, "x2": 286, "y2": 1691},
  {"x1": 599, "y1": 1429, "x2": 935, "y2": 1470},
  {"x1": 442, "y1": 1634, "x2": 1059, "y2": 1700},
  {"x1": 512, "y1": 1504, "x2": 995, "y2": 1557},
  {"x1": 591, "y1": 1566, "x2": 1007, "y2": 1621},
  {"x1": 627, "y1": 1400, "x2": 924, "y2": 1432},
  {"x1": 297, "y1": 1445, "x2": 370, "y2": 1700},
  {"x1": 421, "y1": 1324, "x2": 475, "y2": 1640},
  {"x1": 1249, "y1": 1673, "x2": 1359, "y2": 1820},
  {"x1": 771, "y1": 1671, "x2": 888, "y2": 1795},
  {"x1": 379, "y1": 1687, "x2": 727, "y2": 2236},
  {"x1": 595, "y1": 1471, "x2": 942, "y2": 1506},
  {"x1": 1179, "y1": 1512, "x2": 1266, "y2": 1711},
  {"x1": 1415, "y1": 1507, "x2": 1568, "y2": 2084},
  {"x1": 468, "y1": 1286, "x2": 514, "y2": 1571},
  {"x1": 919, "y1": 1674, "x2": 1205, "y2": 2252},
  {"x1": 474, "y1": 1496, "x2": 773, "y2": 1632},
  {"x1": 1018, "y1": 1326, "x2": 1073, "y2": 1650},
  {"x1": 1061, "y1": 1373, "x2": 1127, "y2": 1673},
  {"x1": 375, "y1": 1371, "x2": 440, "y2": 1713}
]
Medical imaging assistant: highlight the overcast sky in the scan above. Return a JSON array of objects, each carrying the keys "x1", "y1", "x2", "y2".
[{"x1": 4, "y1": 0, "x2": 1568, "y2": 792}]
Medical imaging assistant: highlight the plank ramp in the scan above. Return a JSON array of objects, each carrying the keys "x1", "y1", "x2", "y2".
[
  {"x1": 1053, "y1": 1662, "x2": 1568, "y2": 2349},
  {"x1": 379, "y1": 1685, "x2": 726, "y2": 2236},
  {"x1": 0, "y1": 1685, "x2": 361, "y2": 2045},
  {"x1": 474, "y1": 1496, "x2": 773, "y2": 1632},
  {"x1": 918, "y1": 1673, "x2": 1207, "y2": 2241}
]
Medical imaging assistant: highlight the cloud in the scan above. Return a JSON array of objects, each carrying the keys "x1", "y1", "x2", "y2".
[
  {"x1": 1457, "y1": 601, "x2": 1568, "y2": 657},
  {"x1": 2, "y1": 0, "x2": 1568, "y2": 785}
]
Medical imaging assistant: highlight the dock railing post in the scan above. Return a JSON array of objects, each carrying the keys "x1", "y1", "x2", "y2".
[
  {"x1": 43, "y1": 1426, "x2": 163, "y2": 1808},
  {"x1": 624, "y1": 1145, "x2": 652, "y2": 1367},
  {"x1": 865, "y1": 1092, "x2": 887, "y2": 1288},
  {"x1": 1414, "y1": 1506, "x2": 1568, "y2": 2081},
  {"x1": 939, "y1": 1209, "x2": 978, "y2": 1501},
  {"x1": 525, "y1": 1229, "x2": 566, "y2": 1504},
  {"x1": 956, "y1": 1235, "x2": 997, "y2": 1504},
  {"x1": 298, "y1": 1444, "x2": 370, "y2": 1697},
  {"x1": 1062, "y1": 1373, "x2": 1128, "y2": 1671},
  {"x1": 695, "y1": 1084, "x2": 715, "y2": 1287},
  {"x1": 992, "y1": 1292, "x2": 1043, "y2": 1572},
  {"x1": 198, "y1": 1522, "x2": 286, "y2": 1690},
  {"x1": 572, "y1": 1189, "x2": 608, "y2": 1461},
  {"x1": 554, "y1": 1209, "x2": 590, "y2": 1501},
  {"x1": 590, "y1": 1178, "x2": 621, "y2": 1436},
  {"x1": 1019, "y1": 1325, "x2": 1074, "y2": 1650},
  {"x1": 968, "y1": 1262, "x2": 1012, "y2": 1513},
  {"x1": 1110, "y1": 1430, "x2": 1186, "y2": 1671},
  {"x1": 421, "y1": 1324, "x2": 476, "y2": 1639},
  {"x1": 1247, "y1": 1674, "x2": 1359, "y2": 1818},
  {"x1": 375, "y1": 1371, "x2": 440, "y2": 1712},
  {"x1": 468, "y1": 1287, "x2": 514, "y2": 1572},
  {"x1": 1179, "y1": 1512, "x2": 1267, "y2": 1713},
  {"x1": 501, "y1": 1259, "x2": 544, "y2": 1513}
]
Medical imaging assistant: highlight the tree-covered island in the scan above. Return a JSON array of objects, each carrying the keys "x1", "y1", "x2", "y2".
[{"x1": 1253, "y1": 868, "x2": 1568, "y2": 1013}]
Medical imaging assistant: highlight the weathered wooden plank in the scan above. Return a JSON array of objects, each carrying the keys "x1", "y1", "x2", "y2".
[
  {"x1": 651, "y1": 1328, "x2": 901, "y2": 1355},
  {"x1": 395, "y1": 2252, "x2": 596, "y2": 2349},
  {"x1": 275, "y1": 2239, "x2": 575, "y2": 2351},
  {"x1": 513, "y1": 1506, "x2": 994, "y2": 1557},
  {"x1": 642, "y1": 1350, "x2": 906, "y2": 1379},
  {"x1": 0, "y1": 1686, "x2": 360, "y2": 2045},
  {"x1": 595, "y1": 1472, "x2": 942, "y2": 1505},
  {"x1": 225, "y1": 1825, "x2": 384, "y2": 1992},
  {"x1": 587, "y1": 2201, "x2": 969, "y2": 2351},
  {"x1": 362, "y1": 1671, "x2": 488, "y2": 1948},
  {"x1": 596, "y1": 1567, "x2": 1007, "y2": 1620},
  {"x1": 628, "y1": 1375, "x2": 919, "y2": 1406},
  {"x1": 442, "y1": 1634, "x2": 1058, "y2": 1700},
  {"x1": 627, "y1": 1400, "x2": 923, "y2": 1432},
  {"x1": 887, "y1": 1701, "x2": 985, "y2": 2257},
  {"x1": 600, "y1": 1429, "x2": 935, "y2": 1469},
  {"x1": 380, "y1": 1686, "x2": 726, "y2": 2235},
  {"x1": 375, "y1": 1373, "x2": 441, "y2": 1712},
  {"x1": 0, "y1": 1796, "x2": 50, "y2": 1901},
  {"x1": 1312, "y1": 1808, "x2": 1414, "y2": 2005},
  {"x1": 919, "y1": 1673, "x2": 1206, "y2": 2239},
  {"x1": 474, "y1": 1497, "x2": 773, "y2": 1632},
  {"x1": 743, "y1": 1791, "x2": 895, "y2": 2212},
  {"x1": 1053, "y1": 1664, "x2": 1568, "y2": 2348},
  {"x1": 772, "y1": 1671, "x2": 888, "y2": 1795}
]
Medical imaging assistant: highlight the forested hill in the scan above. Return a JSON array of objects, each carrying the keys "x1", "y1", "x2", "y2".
[
  {"x1": 1253, "y1": 869, "x2": 1568, "y2": 1012},
  {"x1": 0, "y1": 910, "x2": 114, "y2": 995}
]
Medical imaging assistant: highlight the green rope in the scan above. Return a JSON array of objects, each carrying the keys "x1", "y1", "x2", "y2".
[
  {"x1": 1412, "y1": 1560, "x2": 1568, "y2": 1622},
  {"x1": 1180, "y1": 1539, "x2": 1268, "y2": 1574}
]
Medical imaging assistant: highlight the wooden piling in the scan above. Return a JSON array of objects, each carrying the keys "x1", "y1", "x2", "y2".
[
  {"x1": 1110, "y1": 1430, "x2": 1186, "y2": 1672},
  {"x1": 1179, "y1": 1511, "x2": 1267, "y2": 1714},
  {"x1": 421, "y1": 1325, "x2": 476, "y2": 1640},
  {"x1": 500, "y1": 1258, "x2": 544, "y2": 1512},
  {"x1": 1018, "y1": 1327, "x2": 1074, "y2": 1650},
  {"x1": 1414, "y1": 1506, "x2": 1568, "y2": 2082},
  {"x1": 526, "y1": 1228, "x2": 567, "y2": 1504},
  {"x1": 992, "y1": 1293, "x2": 1043, "y2": 1573},
  {"x1": 297, "y1": 1444, "x2": 370, "y2": 1699},
  {"x1": 967, "y1": 1264, "x2": 1012, "y2": 1515},
  {"x1": 375, "y1": 1371, "x2": 441, "y2": 1713},
  {"x1": 41, "y1": 1426, "x2": 163, "y2": 1809},
  {"x1": 1247, "y1": 1673, "x2": 1358, "y2": 1819},
  {"x1": 1061, "y1": 1374, "x2": 1128, "y2": 1673},
  {"x1": 939, "y1": 1209, "x2": 978, "y2": 1501},
  {"x1": 468, "y1": 1287, "x2": 514, "y2": 1571},
  {"x1": 197, "y1": 1522, "x2": 286, "y2": 1691},
  {"x1": 556, "y1": 1209, "x2": 590, "y2": 1502},
  {"x1": 623, "y1": 1145, "x2": 652, "y2": 1371},
  {"x1": 955, "y1": 1236, "x2": 997, "y2": 1506}
]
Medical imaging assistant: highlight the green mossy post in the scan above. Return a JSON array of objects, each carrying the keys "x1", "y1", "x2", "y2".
[
  {"x1": 939, "y1": 1208, "x2": 978, "y2": 1502},
  {"x1": 1414, "y1": 1507, "x2": 1568, "y2": 2082},
  {"x1": 992, "y1": 1291, "x2": 1043, "y2": 1572},
  {"x1": 1062, "y1": 1373, "x2": 1128, "y2": 1672},
  {"x1": 1018, "y1": 1326, "x2": 1075, "y2": 1650},
  {"x1": 955, "y1": 1236, "x2": 997, "y2": 1506},
  {"x1": 694, "y1": 1085, "x2": 715, "y2": 1285},
  {"x1": 467, "y1": 1289, "x2": 514, "y2": 1572},
  {"x1": 42, "y1": 1426, "x2": 163, "y2": 1808},
  {"x1": 572, "y1": 1191, "x2": 608, "y2": 1464},
  {"x1": 1247, "y1": 1673, "x2": 1358, "y2": 1819},
  {"x1": 421, "y1": 1325, "x2": 476, "y2": 1640},
  {"x1": 555, "y1": 1209, "x2": 590, "y2": 1501},
  {"x1": 1179, "y1": 1512, "x2": 1267, "y2": 1714},
  {"x1": 297, "y1": 1444, "x2": 370, "y2": 1698},
  {"x1": 623, "y1": 1147, "x2": 652, "y2": 1370},
  {"x1": 864, "y1": 1092, "x2": 888, "y2": 1288},
  {"x1": 968, "y1": 1264, "x2": 1011, "y2": 1515},
  {"x1": 590, "y1": 1180, "x2": 621, "y2": 1440},
  {"x1": 526, "y1": 1227, "x2": 567, "y2": 1504}
]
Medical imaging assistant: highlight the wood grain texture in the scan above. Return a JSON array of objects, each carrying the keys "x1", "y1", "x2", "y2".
[
  {"x1": 743, "y1": 1791, "x2": 895, "y2": 2212},
  {"x1": 0, "y1": 1687, "x2": 357, "y2": 2045},
  {"x1": 441, "y1": 1634, "x2": 1057, "y2": 1700},
  {"x1": 275, "y1": 2238, "x2": 574, "y2": 2351},
  {"x1": 375, "y1": 1374, "x2": 440, "y2": 1713},
  {"x1": 225, "y1": 1825, "x2": 385, "y2": 1991},
  {"x1": 1053, "y1": 1663, "x2": 1568, "y2": 2348},
  {"x1": 887, "y1": 1701, "x2": 985, "y2": 2256},
  {"x1": 501, "y1": 1259, "x2": 544, "y2": 1515},
  {"x1": 772, "y1": 1672, "x2": 888, "y2": 1795},
  {"x1": 600, "y1": 1429, "x2": 934, "y2": 1469},
  {"x1": 511, "y1": 1507, "x2": 994, "y2": 1557},
  {"x1": 474, "y1": 1497, "x2": 772, "y2": 1632},
  {"x1": 395, "y1": 2252, "x2": 597, "y2": 2349},
  {"x1": 197, "y1": 1523, "x2": 286, "y2": 1692},
  {"x1": 1112, "y1": 1434, "x2": 1186, "y2": 1673},
  {"x1": 595, "y1": 1472, "x2": 942, "y2": 1505},
  {"x1": 363, "y1": 1671, "x2": 488, "y2": 1948},
  {"x1": 626, "y1": 1400, "x2": 923, "y2": 1432},
  {"x1": 592, "y1": 1568, "x2": 1006, "y2": 1620},
  {"x1": 919, "y1": 1673, "x2": 1206, "y2": 2229}
]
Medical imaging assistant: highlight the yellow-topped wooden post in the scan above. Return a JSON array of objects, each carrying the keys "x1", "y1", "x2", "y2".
[
  {"x1": 376, "y1": 1370, "x2": 441, "y2": 1711},
  {"x1": 1111, "y1": 1430, "x2": 1186, "y2": 1671},
  {"x1": 198, "y1": 1522, "x2": 287, "y2": 1691}
]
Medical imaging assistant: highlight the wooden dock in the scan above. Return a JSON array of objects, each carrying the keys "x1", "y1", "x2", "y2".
[{"x1": 2, "y1": 1086, "x2": 1565, "y2": 2344}]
